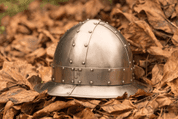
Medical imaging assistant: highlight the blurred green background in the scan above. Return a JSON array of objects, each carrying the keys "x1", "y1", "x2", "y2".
[{"x1": 0, "y1": 0, "x2": 112, "y2": 34}]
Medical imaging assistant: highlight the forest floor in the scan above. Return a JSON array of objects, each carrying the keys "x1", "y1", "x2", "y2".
[{"x1": 0, "y1": 0, "x2": 178, "y2": 118}]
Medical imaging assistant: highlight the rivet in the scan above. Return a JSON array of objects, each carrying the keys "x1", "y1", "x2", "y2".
[
  {"x1": 52, "y1": 77, "x2": 55, "y2": 81},
  {"x1": 108, "y1": 69, "x2": 111, "y2": 72},
  {"x1": 76, "y1": 30, "x2": 80, "y2": 33},
  {"x1": 62, "y1": 80, "x2": 65, "y2": 83},
  {"x1": 72, "y1": 43, "x2": 75, "y2": 47},
  {"x1": 82, "y1": 62, "x2": 85, "y2": 65},
  {"x1": 114, "y1": 31, "x2": 117, "y2": 33},
  {"x1": 131, "y1": 68, "x2": 132, "y2": 70},
  {"x1": 131, "y1": 79, "x2": 133, "y2": 82},
  {"x1": 71, "y1": 80, "x2": 74, "y2": 83},
  {"x1": 69, "y1": 59, "x2": 73, "y2": 64},
  {"x1": 129, "y1": 61, "x2": 131, "y2": 64},
  {"x1": 84, "y1": 44, "x2": 88, "y2": 47},
  {"x1": 124, "y1": 44, "x2": 127, "y2": 47},
  {"x1": 87, "y1": 18, "x2": 89, "y2": 20},
  {"x1": 62, "y1": 67, "x2": 65, "y2": 69},
  {"x1": 132, "y1": 73, "x2": 134, "y2": 75},
  {"x1": 90, "y1": 69, "x2": 94, "y2": 72},
  {"x1": 88, "y1": 31, "x2": 92, "y2": 33},
  {"x1": 90, "y1": 80, "x2": 93, "y2": 84},
  {"x1": 133, "y1": 77, "x2": 135, "y2": 79},
  {"x1": 82, "y1": 21, "x2": 85, "y2": 23},
  {"x1": 128, "y1": 43, "x2": 130, "y2": 45},
  {"x1": 106, "y1": 22, "x2": 108, "y2": 24},
  {"x1": 118, "y1": 30, "x2": 120, "y2": 32},
  {"x1": 123, "y1": 68, "x2": 125, "y2": 71},
  {"x1": 122, "y1": 80, "x2": 124, "y2": 83},
  {"x1": 71, "y1": 68, "x2": 75, "y2": 71},
  {"x1": 133, "y1": 60, "x2": 135, "y2": 63},
  {"x1": 108, "y1": 81, "x2": 111, "y2": 84},
  {"x1": 78, "y1": 81, "x2": 82, "y2": 84},
  {"x1": 78, "y1": 68, "x2": 82, "y2": 71}
]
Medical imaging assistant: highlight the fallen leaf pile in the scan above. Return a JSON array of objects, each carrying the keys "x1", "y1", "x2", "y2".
[{"x1": 0, "y1": 0, "x2": 178, "y2": 118}]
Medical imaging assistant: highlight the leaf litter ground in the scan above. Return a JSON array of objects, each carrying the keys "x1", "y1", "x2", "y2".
[{"x1": 1, "y1": 0, "x2": 178, "y2": 118}]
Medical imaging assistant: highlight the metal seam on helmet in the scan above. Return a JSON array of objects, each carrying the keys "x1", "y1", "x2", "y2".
[
  {"x1": 84, "y1": 20, "x2": 100, "y2": 67},
  {"x1": 67, "y1": 24, "x2": 83, "y2": 66}
]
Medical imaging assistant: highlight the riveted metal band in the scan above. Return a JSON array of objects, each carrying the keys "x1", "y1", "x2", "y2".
[{"x1": 53, "y1": 66, "x2": 133, "y2": 86}]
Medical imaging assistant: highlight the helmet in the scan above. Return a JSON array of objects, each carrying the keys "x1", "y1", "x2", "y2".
[{"x1": 34, "y1": 19, "x2": 148, "y2": 98}]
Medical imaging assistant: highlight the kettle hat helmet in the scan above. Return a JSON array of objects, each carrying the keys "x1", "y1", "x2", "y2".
[{"x1": 35, "y1": 19, "x2": 147, "y2": 98}]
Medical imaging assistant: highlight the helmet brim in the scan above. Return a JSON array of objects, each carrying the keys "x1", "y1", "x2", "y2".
[{"x1": 34, "y1": 81, "x2": 149, "y2": 98}]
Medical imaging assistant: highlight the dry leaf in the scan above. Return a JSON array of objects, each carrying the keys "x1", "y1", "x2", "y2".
[
  {"x1": 151, "y1": 64, "x2": 164, "y2": 87},
  {"x1": 101, "y1": 99, "x2": 135, "y2": 113},
  {"x1": 0, "y1": 87, "x2": 39, "y2": 104},
  {"x1": 124, "y1": 20, "x2": 163, "y2": 52},
  {"x1": 33, "y1": 100, "x2": 75, "y2": 118},
  {"x1": 37, "y1": 66, "x2": 51, "y2": 83},
  {"x1": 74, "y1": 99, "x2": 100, "y2": 109},
  {"x1": 134, "y1": 0, "x2": 175, "y2": 34},
  {"x1": 85, "y1": 0, "x2": 105, "y2": 18}
]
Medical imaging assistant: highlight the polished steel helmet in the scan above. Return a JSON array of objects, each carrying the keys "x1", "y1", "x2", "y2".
[{"x1": 35, "y1": 19, "x2": 147, "y2": 98}]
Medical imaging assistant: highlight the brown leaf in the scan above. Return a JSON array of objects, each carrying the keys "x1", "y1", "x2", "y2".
[
  {"x1": 155, "y1": 94, "x2": 173, "y2": 107},
  {"x1": 147, "y1": 46, "x2": 173, "y2": 58},
  {"x1": 74, "y1": 108, "x2": 97, "y2": 119},
  {"x1": 101, "y1": 99, "x2": 135, "y2": 113},
  {"x1": 172, "y1": 29, "x2": 178, "y2": 46},
  {"x1": 116, "y1": 111, "x2": 132, "y2": 119},
  {"x1": 3, "y1": 101, "x2": 14, "y2": 116},
  {"x1": 26, "y1": 48, "x2": 46, "y2": 58},
  {"x1": 1, "y1": 15, "x2": 10, "y2": 27},
  {"x1": 65, "y1": 2, "x2": 84, "y2": 21},
  {"x1": 110, "y1": 7, "x2": 138, "y2": 29},
  {"x1": 124, "y1": 20, "x2": 163, "y2": 52},
  {"x1": 0, "y1": 61, "x2": 36, "y2": 90},
  {"x1": 28, "y1": 0, "x2": 41, "y2": 11},
  {"x1": 46, "y1": 43, "x2": 57, "y2": 58},
  {"x1": 37, "y1": 66, "x2": 51, "y2": 83},
  {"x1": 134, "y1": 0, "x2": 175, "y2": 34},
  {"x1": 130, "y1": 89, "x2": 151, "y2": 98},
  {"x1": 3, "y1": 108, "x2": 18, "y2": 119},
  {"x1": 85, "y1": 0, "x2": 105, "y2": 18},
  {"x1": 38, "y1": 29, "x2": 58, "y2": 43},
  {"x1": 74, "y1": 99, "x2": 100, "y2": 109},
  {"x1": 134, "y1": 65, "x2": 145, "y2": 79},
  {"x1": 17, "y1": 25, "x2": 31, "y2": 34},
  {"x1": 151, "y1": 64, "x2": 164, "y2": 87},
  {"x1": 0, "y1": 87, "x2": 39, "y2": 104},
  {"x1": 167, "y1": 78, "x2": 178, "y2": 96},
  {"x1": 12, "y1": 35, "x2": 40, "y2": 54},
  {"x1": 33, "y1": 100, "x2": 75, "y2": 118},
  {"x1": 161, "y1": 50, "x2": 178, "y2": 87}
]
